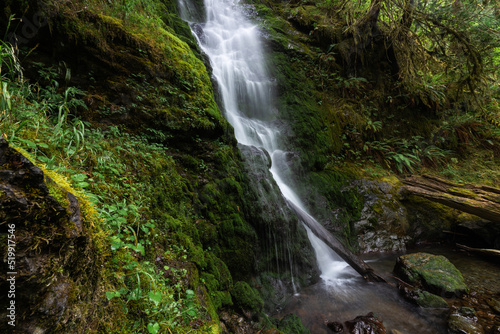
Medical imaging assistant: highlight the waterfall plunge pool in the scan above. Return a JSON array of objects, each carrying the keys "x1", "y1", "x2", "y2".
[{"x1": 277, "y1": 243, "x2": 500, "y2": 333}]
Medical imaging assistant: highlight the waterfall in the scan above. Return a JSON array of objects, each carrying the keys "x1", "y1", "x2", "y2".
[{"x1": 180, "y1": 0, "x2": 350, "y2": 288}]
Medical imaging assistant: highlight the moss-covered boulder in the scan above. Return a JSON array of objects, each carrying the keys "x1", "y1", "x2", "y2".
[
  {"x1": 398, "y1": 284, "x2": 449, "y2": 309},
  {"x1": 277, "y1": 314, "x2": 310, "y2": 334},
  {"x1": 394, "y1": 253, "x2": 468, "y2": 297},
  {"x1": 0, "y1": 139, "x2": 100, "y2": 333},
  {"x1": 415, "y1": 291, "x2": 449, "y2": 308},
  {"x1": 231, "y1": 281, "x2": 265, "y2": 313}
]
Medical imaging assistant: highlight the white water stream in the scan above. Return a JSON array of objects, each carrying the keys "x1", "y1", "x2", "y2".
[{"x1": 181, "y1": 0, "x2": 349, "y2": 283}]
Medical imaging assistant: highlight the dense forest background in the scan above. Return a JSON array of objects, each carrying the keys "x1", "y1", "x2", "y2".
[{"x1": 0, "y1": 0, "x2": 498, "y2": 333}]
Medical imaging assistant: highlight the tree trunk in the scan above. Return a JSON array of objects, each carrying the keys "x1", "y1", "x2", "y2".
[
  {"x1": 287, "y1": 200, "x2": 388, "y2": 283},
  {"x1": 457, "y1": 244, "x2": 500, "y2": 260},
  {"x1": 403, "y1": 175, "x2": 500, "y2": 222}
]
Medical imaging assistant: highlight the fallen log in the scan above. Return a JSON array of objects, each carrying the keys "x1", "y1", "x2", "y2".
[
  {"x1": 286, "y1": 200, "x2": 388, "y2": 283},
  {"x1": 457, "y1": 244, "x2": 500, "y2": 262},
  {"x1": 403, "y1": 175, "x2": 500, "y2": 223}
]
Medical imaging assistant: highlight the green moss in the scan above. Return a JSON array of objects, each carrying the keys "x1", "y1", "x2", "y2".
[
  {"x1": 46, "y1": 178, "x2": 71, "y2": 209},
  {"x1": 416, "y1": 291, "x2": 449, "y2": 308},
  {"x1": 448, "y1": 187, "x2": 478, "y2": 199},
  {"x1": 177, "y1": 232, "x2": 206, "y2": 267},
  {"x1": 277, "y1": 314, "x2": 310, "y2": 334},
  {"x1": 398, "y1": 253, "x2": 468, "y2": 297},
  {"x1": 231, "y1": 281, "x2": 264, "y2": 313}
]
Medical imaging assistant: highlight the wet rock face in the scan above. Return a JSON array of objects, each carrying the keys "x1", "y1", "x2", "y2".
[
  {"x1": 238, "y1": 144, "x2": 319, "y2": 311},
  {"x1": 0, "y1": 139, "x2": 97, "y2": 333},
  {"x1": 448, "y1": 307, "x2": 485, "y2": 334},
  {"x1": 394, "y1": 252, "x2": 468, "y2": 298},
  {"x1": 347, "y1": 179, "x2": 410, "y2": 253},
  {"x1": 344, "y1": 312, "x2": 386, "y2": 334}
]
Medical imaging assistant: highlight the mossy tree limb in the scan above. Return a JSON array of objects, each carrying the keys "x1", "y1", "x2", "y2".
[{"x1": 403, "y1": 175, "x2": 500, "y2": 223}]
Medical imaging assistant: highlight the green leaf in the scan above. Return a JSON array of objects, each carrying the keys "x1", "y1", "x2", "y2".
[
  {"x1": 147, "y1": 322, "x2": 160, "y2": 334},
  {"x1": 110, "y1": 237, "x2": 123, "y2": 251},
  {"x1": 71, "y1": 173, "x2": 88, "y2": 182},
  {"x1": 128, "y1": 288, "x2": 142, "y2": 301},
  {"x1": 106, "y1": 291, "x2": 121, "y2": 300},
  {"x1": 135, "y1": 243, "x2": 145, "y2": 256},
  {"x1": 23, "y1": 139, "x2": 37, "y2": 149},
  {"x1": 148, "y1": 291, "x2": 163, "y2": 306}
]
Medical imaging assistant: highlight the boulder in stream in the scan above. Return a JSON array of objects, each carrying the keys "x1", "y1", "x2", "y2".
[
  {"x1": 393, "y1": 252, "x2": 468, "y2": 297},
  {"x1": 448, "y1": 307, "x2": 485, "y2": 334},
  {"x1": 398, "y1": 284, "x2": 449, "y2": 309},
  {"x1": 344, "y1": 312, "x2": 386, "y2": 334},
  {"x1": 326, "y1": 320, "x2": 344, "y2": 333}
]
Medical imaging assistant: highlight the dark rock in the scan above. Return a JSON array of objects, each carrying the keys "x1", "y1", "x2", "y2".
[
  {"x1": 394, "y1": 252, "x2": 468, "y2": 297},
  {"x1": 344, "y1": 312, "x2": 386, "y2": 334},
  {"x1": 238, "y1": 144, "x2": 319, "y2": 311},
  {"x1": 448, "y1": 307, "x2": 484, "y2": 334},
  {"x1": 0, "y1": 139, "x2": 98, "y2": 333},
  {"x1": 456, "y1": 218, "x2": 500, "y2": 249},
  {"x1": 348, "y1": 179, "x2": 410, "y2": 253},
  {"x1": 326, "y1": 320, "x2": 344, "y2": 332}
]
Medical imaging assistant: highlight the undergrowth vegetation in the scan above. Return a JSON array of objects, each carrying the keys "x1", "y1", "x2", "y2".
[
  {"x1": 1, "y1": 0, "x2": 499, "y2": 332},
  {"x1": 1, "y1": 35, "x2": 222, "y2": 332},
  {"x1": 253, "y1": 0, "x2": 500, "y2": 184}
]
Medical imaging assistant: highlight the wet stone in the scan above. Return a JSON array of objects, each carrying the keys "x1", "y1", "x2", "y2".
[
  {"x1": 344, "y1": 312, "x2": 386, "y2": 334},
  {"x1": 448, "y1": 307, "x2": 484, "y2": 334},
  {"x1": 326, "y1": 320, "x2": 344, "y2": 333},
  {"x1": 487, "y1": 298, "x2": 500, "y2": 314}
]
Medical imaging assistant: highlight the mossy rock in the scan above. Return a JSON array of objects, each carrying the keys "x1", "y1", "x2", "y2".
[
  {"x1": 277, "y1": 314, "x2": 310, "y2": 334},
  {"x1": 398, "y1": 283, "x2": 449, "y2": 309},
  {"x1": 394, "y1": 252, "x2": 468, "y2": 297},
  {"x1": 231, "y1": 281, "x2": 264, "y2": 313},
  {"x1": 0, "y1": 139, "x2": 100, "y2": 333},
  {"x1": 415, "y1": 291, "x2": 449, "y2": 308}
]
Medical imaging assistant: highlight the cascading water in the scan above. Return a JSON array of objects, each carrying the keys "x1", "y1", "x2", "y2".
[
  {"x1": 182, "y1": 0, "x2": 350, "y2": 283},
  {"x1": 180, "y1": 0, "x2": 448, "y2": 332}
]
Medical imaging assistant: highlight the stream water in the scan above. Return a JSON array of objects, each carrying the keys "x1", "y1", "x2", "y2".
[{"x1": 178, "y1": 0, "x2": 498, "y2": 333}]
